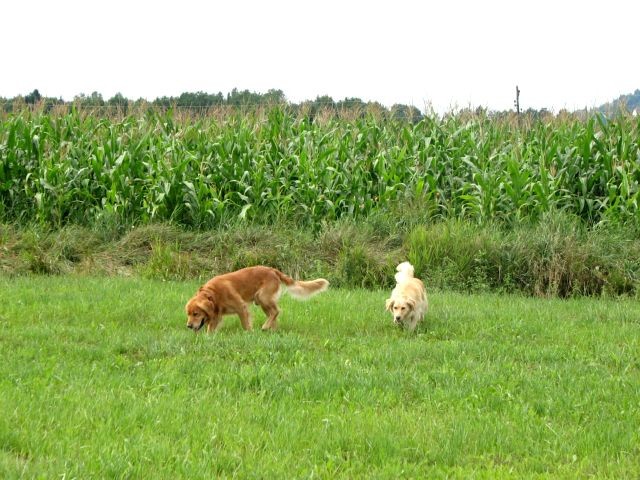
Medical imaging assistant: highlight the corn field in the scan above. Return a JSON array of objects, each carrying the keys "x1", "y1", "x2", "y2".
[{"x1": 1, "y1": 108, "x2": 639, "y2": 229}]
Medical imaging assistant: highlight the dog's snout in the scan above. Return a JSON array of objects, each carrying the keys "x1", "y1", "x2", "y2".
[
  {"x1": 395, "y1": 316, "x2": 401, "y2": 321},
  {"x1": 187, "y1": 323, "x2": 193, "y2": 329}
]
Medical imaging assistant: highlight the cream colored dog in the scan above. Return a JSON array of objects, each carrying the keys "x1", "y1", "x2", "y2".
[{"x1": 385, "y1": 261, "x2": 428, "y2": 331}]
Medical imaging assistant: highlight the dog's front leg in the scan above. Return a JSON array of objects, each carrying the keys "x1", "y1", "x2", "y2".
[
  {"x1": 238, "y1": 305, "x2": 253, "y2": 331},
  {"x1": 406, "y1": 313, "x2": 419, "y2": 332},
  {"x1": 207, "y1": 316, "x2": 222, "y2": 333}
]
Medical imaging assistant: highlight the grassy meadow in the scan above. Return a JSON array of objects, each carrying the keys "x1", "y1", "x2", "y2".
[{"x1": 1, "y1": 276, "x2": 639, "y2": 478}]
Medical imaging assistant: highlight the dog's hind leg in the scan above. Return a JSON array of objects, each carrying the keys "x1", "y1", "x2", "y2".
[
  {"x1": 259, "y1": 302, "x2": 280, "y2": 331},
  {"x1": 255, "y1": 282, "x2": 282, "y2": 331},
  {"x1": 256, "y1": 292, "x2": 280, "y2": 330}
]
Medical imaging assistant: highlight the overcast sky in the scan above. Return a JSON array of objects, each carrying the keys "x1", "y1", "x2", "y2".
[{"x1": 2, "y1": 0, "x2": 638, "y2": 113}]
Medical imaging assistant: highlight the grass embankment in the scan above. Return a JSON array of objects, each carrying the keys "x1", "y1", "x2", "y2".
[
  {"x1": 2, "y1": 215, "x2": 639, "y2": 297},
  {"x1": 1, "y1": 276, "x2": 639, "y2": 478}
]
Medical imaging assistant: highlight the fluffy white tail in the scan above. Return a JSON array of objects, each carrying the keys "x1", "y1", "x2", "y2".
[
  {"x1": 287, "y1": 279, "x2": 330, "y2": 299},
  {"x1": 272, "y1": 268, "x2": 329, "y2": 300},
  {"x1": 394, "y1": 261, "x2": 415, "y2": 284}
]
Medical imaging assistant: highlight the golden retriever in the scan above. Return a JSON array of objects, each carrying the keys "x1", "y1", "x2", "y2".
[
  {"x1": 186, "y1": 266, "x2": 329, "y2": 332},
  {"x1": 385, "y1": 261, "x2": 428, "y2": 331}
]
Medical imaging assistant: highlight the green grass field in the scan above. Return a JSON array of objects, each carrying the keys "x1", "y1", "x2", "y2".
[{"x1": 1, "y1": 276, "x2": 639, "y2": 478}]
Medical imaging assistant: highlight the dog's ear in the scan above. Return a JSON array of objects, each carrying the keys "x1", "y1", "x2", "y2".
[
  {"x1": 406, "y1": 298, "x2": 416, "y2": 310},
  {"x1": 198, "y1": 293, "x2": 218, "y2": 319},
  {"x1": 385, "y1": 298, "x2": 394, "y2": 311}
]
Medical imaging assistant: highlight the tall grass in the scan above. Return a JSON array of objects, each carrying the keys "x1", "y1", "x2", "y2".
[
  {"x1": 3, "y1": 215, "x2": 639, "y2": 297},
  {"x1": 1, "y1": 108, "x2": 639, "y2": 229}
]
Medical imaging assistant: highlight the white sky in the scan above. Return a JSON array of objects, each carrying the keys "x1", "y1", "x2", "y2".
[{"x1": 1, "y1": 0, "x2": 638, "y2": 113}]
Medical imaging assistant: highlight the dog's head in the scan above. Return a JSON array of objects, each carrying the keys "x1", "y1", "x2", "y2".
[
  {"x1": 385, "y1": 296, "x2": 416, "y2": 324},
  {"x1": 185, "y1": 292, "x2": 217, "y2": 332}
]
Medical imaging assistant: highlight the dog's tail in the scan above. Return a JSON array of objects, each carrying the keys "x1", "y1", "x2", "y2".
[
  {"x1": 394, "y1": 261, "x2": 415, "y2": 284},
  {"x1": 273, "y1": 269, "x2": 329, "y2": 300}
]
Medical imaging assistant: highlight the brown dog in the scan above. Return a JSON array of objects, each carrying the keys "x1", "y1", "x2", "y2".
[{"x1": 185, "y1": 266, "x2": 329, "y2": 332}]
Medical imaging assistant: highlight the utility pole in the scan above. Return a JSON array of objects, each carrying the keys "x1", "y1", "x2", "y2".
[{"x1": 514, "y1": 85, "x2": 521, "y2": 115}]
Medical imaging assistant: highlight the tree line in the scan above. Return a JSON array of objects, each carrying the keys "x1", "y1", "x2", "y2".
[
  {"x1": 0, "y1": 88, "x2": 425, "y2": 122},
  {"x1": 4, "y1": 87, "x2": 637, "y2": 120}
]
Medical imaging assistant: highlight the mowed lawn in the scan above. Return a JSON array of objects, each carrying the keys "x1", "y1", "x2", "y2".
[{"x1": 1, "y1": 276, "x2": 639, "y2": 479}]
